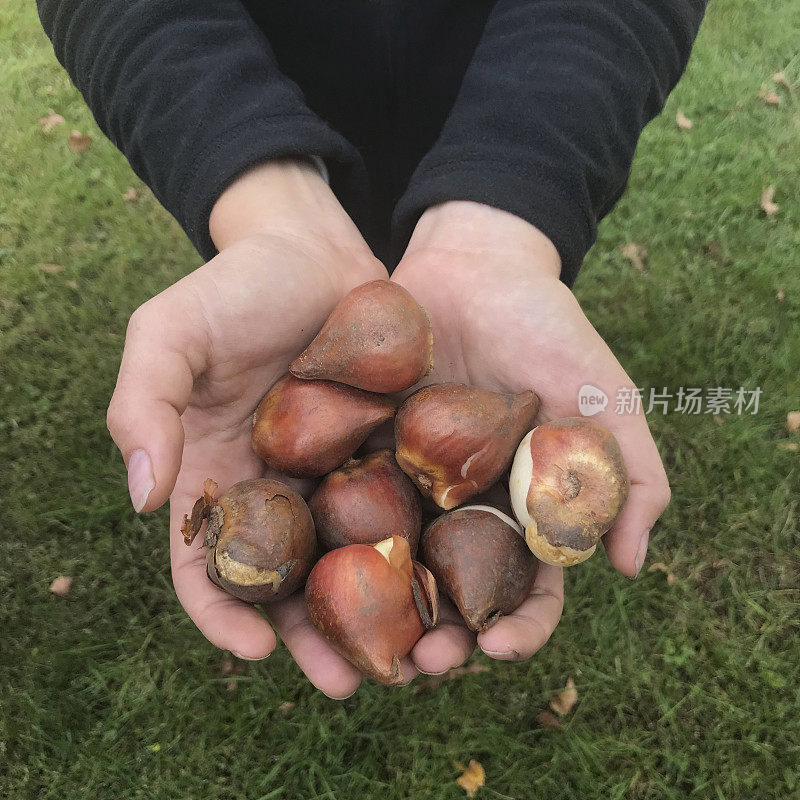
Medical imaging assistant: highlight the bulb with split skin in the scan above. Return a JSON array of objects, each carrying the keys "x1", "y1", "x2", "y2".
[
  {"x1": 305, "y1": 536, "x2": 439, "y2": 685},
  {"x1": 251, "y1": 373, "x2": 396, "y2": 477},
  {"x1": 181, "y1": 478, "x2": 316, "y2": 603},
  {"x1": 422, "y1": 504, "x2": 538, "y2": 632},
  {"x1": 395, "y1": 383, "x2": 540, "y2": 510},
  {"x1": 509, "y1": 417, "x2": 630, "y2": 566}
]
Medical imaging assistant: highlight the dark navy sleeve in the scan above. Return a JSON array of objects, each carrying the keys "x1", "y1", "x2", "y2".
[
  {"x1": 36, "y1": 0, "x2": 366, "y2": 260},
  {"x1": 393, "y1": 0, "x2": 706, "y2": 284}
]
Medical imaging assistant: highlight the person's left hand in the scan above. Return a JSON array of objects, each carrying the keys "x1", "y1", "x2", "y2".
[{"x1": 390, "y1": 201, "x2": 671, "y2": 674}]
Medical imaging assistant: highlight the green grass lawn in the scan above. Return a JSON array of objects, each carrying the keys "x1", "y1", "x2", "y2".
[{"x1": 1, "y1": 0, "x2": 798, "y2": 797}]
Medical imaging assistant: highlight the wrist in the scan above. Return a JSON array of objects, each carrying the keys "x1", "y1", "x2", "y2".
[
  {"x1": 406, "y1": 201, "x2": 561, "y2": 280},
  {"x1": 208, "y1": 158, "x2": 343, "y2": 246},
  {"x1": 209, "y1": 158, "x2": 384, "y2": 289}
]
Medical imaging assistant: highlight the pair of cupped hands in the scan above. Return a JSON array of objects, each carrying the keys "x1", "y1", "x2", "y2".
[{"x1": 108, "y1": 160, "x2": 670, "y2": 698}]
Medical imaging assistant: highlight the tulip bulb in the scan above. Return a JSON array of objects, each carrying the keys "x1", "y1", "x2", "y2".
[
  {"x1": 395, "y1": 383, "x2": 539, "y2": 510},
  {"x1": 509, "y1": 417, "x2": 629, "y2": 566},
  {"x1": 252, "y1": 373, "x2": 395, "y2": 477},
  {"x1": 181, "y1": 478, "x2": 316, "y2": 603},
  {"x1": 290, "y1": 279, "x2": 434, "y2": 393},
  {"x1": 422, "y1": 505, "x2": 538, "y2": 632},
  {"x1": 309, "y1": 449, "x2": 422, "y2": 554},
  {"x1": 305, "y1": 536, "x2": 438, "y2": 685}
]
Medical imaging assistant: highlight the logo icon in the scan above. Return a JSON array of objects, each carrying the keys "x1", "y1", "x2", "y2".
[{"x1": 578, "y1": 384, "x2": 608, "y2": 416}]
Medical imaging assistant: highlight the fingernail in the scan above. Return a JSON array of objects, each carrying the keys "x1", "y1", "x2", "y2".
[
  {"x1": 321, "y1": 688, "x2": 357, "y2": 700},
  {"x1": 127, "y1": 449, "x2": 154, "y2": 513},
  {"x1": 634, "y1": 529, "x2": 650, "y2": 577},
  {"x1": 231, "y1": 650, "x2": 269, "y2": 662},
  {"x1": 480, "y1": 647, "x2": 521, "y2": 661},
  {"x1": 418, "y1": 669, "x2": 448, "y2": 676}
]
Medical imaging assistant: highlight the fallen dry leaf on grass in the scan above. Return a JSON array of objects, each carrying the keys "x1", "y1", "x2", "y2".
[
  {"x1": 536, "y1": 710, "x2": 564, "y2": 731},
  {"x1": 777, "y1": 287, "x2": 785, "y2": 302},
  {"x1": 218, "y1": 655, "x2": 248, "y2": 691},
  {"x1": 277, "y1": 701, "x2": 295, "y2": 713},
  {"x1": 619, "y1": 242, "x2": 647, "y2": 272},
  {"x1": 778, "y1": 442, "x2": 799, "y2": 452},
  {"x1": 648, "y1": 562, "x2": 677, "y2": 585},
  {"x1": 455, "y1": 760, "x2": 485, "y2": 798},
  {"x1": 760, "y1": 186, "x2": 779, "y2": 216},
  {"x1": 38, "y1": 263, "x2": 64, "y2": 274},
  {"x1": 417, "y1": 662, "x2": 490, "y2": 690},
  {"x1": 787, "y1": 412, "x2": 800, "y2": 434},
  {"x1": 67, "y1": 280, "x2": 78, "y2": 290},
  {"x1": 757, "y1": 84, "x2": 781, "y2": 106},
  {"x1": 39, "y1": 110, "x2": 65, "y2": 133},
  {"x1": 549, "y1": 677, "x2": 578, "y2": 716},
  {"x1": 123, "y1": 187, "x2": 138, "y2": 202},
  {"x1": 675, "y1": 109, "x2": 693, "y2": 130},
  {"x1": 67, "y1": 130, "x2": 93, "y2": 153},
  {"x1": 49, "y1": 576, "x2": 72, "y2": 596},
  {"x1": 45, "y1": 85, "x2": 57, "y2": 96},
  {"x1": 219, "y1": 655, "x2": 248, "y2": 676},
  {"x1": 772, "y1": 72, "x2": 791, "y2": 90}
]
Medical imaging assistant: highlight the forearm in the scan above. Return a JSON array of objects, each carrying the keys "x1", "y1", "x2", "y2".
[
  {"x1": 210, "y1": 159, "x2": 344, "y2": 248},
  {"x1": 406, "y1": 201, "x2": 561, "y2": 280},
  {"x1": 37, "y1": 0, "x2": 365, "y2": 262},
  {"x1": 394, "y1": 0, "x2": 707, "y2": 284},
  {"x1": 209, "y1": 159, "x2": 384, "y2": 290}
]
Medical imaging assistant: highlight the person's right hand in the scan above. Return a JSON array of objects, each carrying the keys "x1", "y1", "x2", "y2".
[{"x1": 106, "y1": 160, "x2": 388, "y2": 698}]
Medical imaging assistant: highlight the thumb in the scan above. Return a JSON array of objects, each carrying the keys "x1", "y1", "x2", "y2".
[{"x1": 107, "y1": 299, "x2": 200, "y2": 512}]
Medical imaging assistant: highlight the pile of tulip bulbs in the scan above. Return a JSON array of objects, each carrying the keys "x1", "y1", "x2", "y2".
[{"x1": 182, "y1": 281, "x2": 629, "y2": 685}]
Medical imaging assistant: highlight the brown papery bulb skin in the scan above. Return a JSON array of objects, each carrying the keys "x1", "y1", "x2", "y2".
[
  {"x1": 309, "y1": 449, "x2": 422, "y2": 555},
  {"x1": 305, "y1": 536, "x2": 438, "y2": 685},
  {"x1": 289, "y1": 280, "x2": 434, "y2": 393},
  {"x1": 395, "y1": 383, "x2": 540, "y2": 510},
  {"x1": 182, "y1": 478, "x2": 316, "y2": 604},
  {"x1": 509, "y1": 417, "x2": 630, "y2": 566},
  {"x1": 422, "y1": 505, "x2": 538, "y2": 632},
  {"x1": 252, "y1": 373, "x2": 396, "y2": 478}
]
